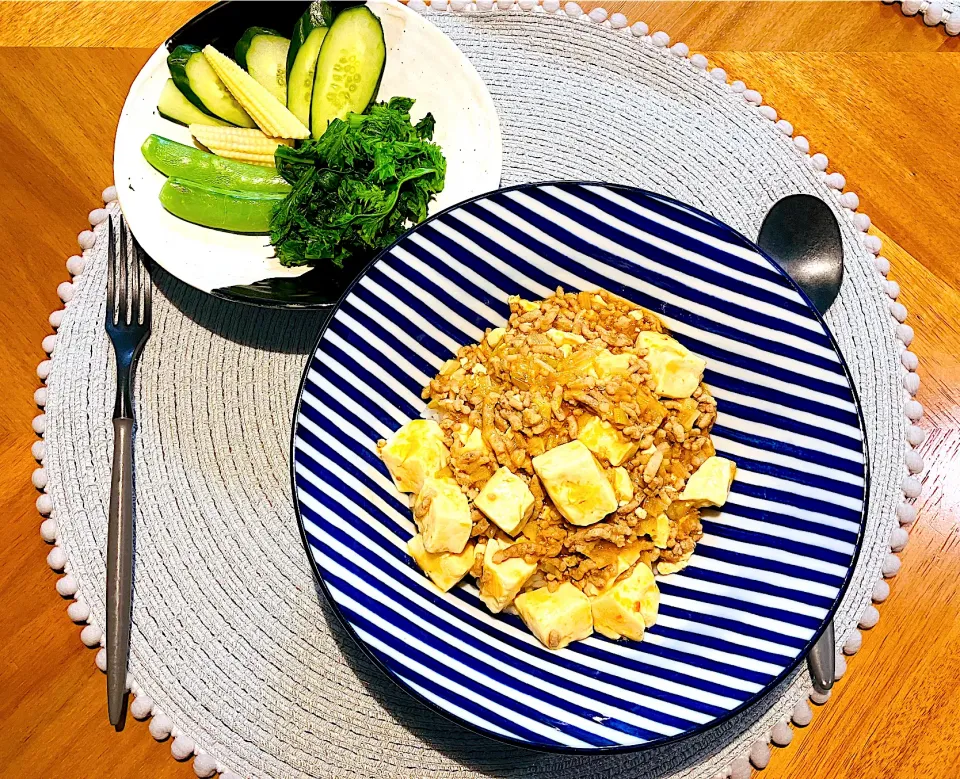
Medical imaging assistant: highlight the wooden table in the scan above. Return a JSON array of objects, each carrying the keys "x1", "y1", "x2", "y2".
[{"x1": 1, "y1": 3, "x2": 957, "y2": 777}]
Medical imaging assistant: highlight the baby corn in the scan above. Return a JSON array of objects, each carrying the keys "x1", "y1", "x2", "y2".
[
  {"x1": 190, "y1": 125, "x2": 293, "y2": 167},
  {"x1": 202, "y1": 45, "x2": 310, "y2": 140}
]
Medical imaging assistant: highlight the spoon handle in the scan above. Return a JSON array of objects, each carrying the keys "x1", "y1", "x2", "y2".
[{"x1": 809, "y1": 618, "x2": 835, "y2": 694}]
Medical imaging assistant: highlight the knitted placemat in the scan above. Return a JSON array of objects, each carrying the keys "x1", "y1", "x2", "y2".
[
  {"x1": 881, "y1": 0, "x2": 960, "y2": 34},
  {"x1": 32, "y1": 3, "x2": 925, "y2": 778}
]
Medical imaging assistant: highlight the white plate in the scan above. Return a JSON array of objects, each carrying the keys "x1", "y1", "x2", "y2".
[{"x1": 113, "y1": 1, "x2": 502, "y2": 300}]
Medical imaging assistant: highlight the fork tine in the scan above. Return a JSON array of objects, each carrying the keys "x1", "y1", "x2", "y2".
[
  {"x1": 119, "y1": 218, "x2": 129, "y2": 324},
  {"x1": 134, "y1": 235, "x2": 152, "y2": 322},
  {"x1": 107, "y1": 216, "x2": 116, "y2": 326}
]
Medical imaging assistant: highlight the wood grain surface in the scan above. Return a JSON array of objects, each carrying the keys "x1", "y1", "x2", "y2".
[{"x1": 0, "y1": 3, "x2": 957, "y2": 778}]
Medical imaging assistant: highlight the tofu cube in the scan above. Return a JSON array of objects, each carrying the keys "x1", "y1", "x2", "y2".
[
  {"x1": 532, "y1": 440, "x2": 618, "y2": 526},
  {"x1": 407, "y1": 534, "x2": 475, "y2": 592},
  {"x1": 679, "y1": 456, "x2": 737, "y2": 507},
  {"x1": 657, "y1": 556, "x2": 691, "y2": 576},
  {"x1": 612, "y1": 466, "x2": 634, "y2": 506},
  {"x1": 577, "y1": 415, "x2": 640, "y2": 467},
  {"x1": 380, "y1": 419, "x2": 450, "y2": 494},
  {"x1": 478, "y1": 538, "x2": 537, "y2": 613},
  {"x1": 414, "y1": 477, "x2": 473, "y2": 554},
  {"x1": 592, "y1": 562, "x2": 659, "y2": 642},
  {"x1": 454, "y1": 424, "x2": 487, "y2": 454},
  {"x1": 474, "y1": 466, "x2": 535, "y2": 536},
  {"x1": 636, "y1": 331, "x2": 706, "y2": 399},
  {"x1": 545, "y1": 328, "x2": 586, "y2": 347},
  {"x1": 515, "y1": 582, "x2": 594, "y2": 650},
  {"x1": 640, "y1": 513, "x2": 672, "y2": 548},
  {"x1": 486, "y1": 327, "x2": 506, "y2": 347},
  {"x1": 593, "y1": 349, "x2": 635, "y2": 379}
]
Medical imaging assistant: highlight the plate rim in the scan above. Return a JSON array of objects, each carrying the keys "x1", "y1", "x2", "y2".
[{"x1": 288, "y1": 180, "x2": 871, "y2": 754}]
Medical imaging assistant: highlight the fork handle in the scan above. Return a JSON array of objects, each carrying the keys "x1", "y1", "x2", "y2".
[
  {"x1": 107, "y1": 416, "x2": 134, "y2": 726},
  {"x1": 808, "y1": 621, "x2": 835, "y2": 694}
]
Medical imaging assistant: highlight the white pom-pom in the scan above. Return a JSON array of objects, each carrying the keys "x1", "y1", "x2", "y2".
[
  {"x1": 588, "y1": 7, "x2": 607, "y2": 22},
  {"x1": 56, "y1": 574, "x2": 77, "y2": 597},
  {"x1": 843, "y1": 629, "x2": 862, "y2": 654},
  {"x1": 859, "y1": 605, "x2": 880, "y2": 629},
  {"x1": 42, "y1": 334, "x2": 57, "y2": 355},
  {"x1": 775, "y1": 119, "x2": 793, "y2": 135},
  {"x1": 890, "y1": 526, "x2": 910, "y2": 552},
  {"x1": 690, "y1": 53, "x2": 708, "y2": 69},
  {"x1": 792, "y1": 699, "x2": 813, "y2": 726},
  {"x1": 131, "y1": 695, "x2": 154, "y2": 720},
  {"x1": 749, "y1": 740, "x2": 771, "y2": 769},
  {"x1": 710, "y1": 67, "x2": 727, "y2": 82},
  {"x1": 924, "y1": 2, "x2": 945, "y2": 24},
  {"x1": 897, "y1": 323, "x2": 914, "y2": 345},
  {"x1": 889, "y1": 301, "x2": 907, "y2": 322},
  {"x1": 729, "y1": 757, "x2": 752, "y2": 779},
  {"x1": 651, "y1": 31, "x2": 670, "y2": 47},
  {"x1": 37, "y1": 493, "x2": 53, "y2": 515},
  {"x1": 854, "y1": 212, "x2": 871, "y2": 232},
  {"x1": 903, "y1": 372, "x2": 920, "y2": 396},
  {"x1": 864, "y1": 234, "x2": 883, "y2": 254},
  {"x1": 564, "y1": 2, "x2": 581, "y2": 16},
  {"x1": 874, "y1": 256, "x2": 890, "y2": 275},
  {"x1": 450, "y1": 0, "x2": 467, "y2": 8},
  {"x1": 630, "y1": 21, "x2": 648, "y2": 36},
  {"x1": 902, "y1": 0, "x2": 922, "y2": 14},
  {"x1": 901, "y1": 350, "x2": 918, "y2": 371},
  {"x1": 49, "y1": 309, "x2": 63, "y2": 328},
  {"x1": 840, "y1": 191, "x2": 860, "y2": 209},
  {"x1": 66, "y1": 255, "x2": 85, "y2": 276},
  {"x1": 670, "y1": 42, "x2": 689, "y2": 57},
  {"x1": 406, "y1": 0, "x2": 426, "y2": 11},
  {"x1": 32, "y1": 468, "x2": 47, "y2": 489},
  {"x1": 897, "y1": 501, "x2": 918, "y2": 524},
  {"x1": 95, "y1": 648, "x2": 107, "y2": 672},
  {"x1": 771, "y1": 720, "x2": 793, "y2": 746},
  {"x1": 947, "y1": 16, "x2": 960, "y2": 35},
  {"x1": 37, "y1": 359, "x2": 52, "y2": 380},
  {"x1": 33, "y1": 414, "x2": 47, "y2": 435},
  {"x1": 609, "y1": 11, "x2": 627, "y2": 27},
  {"x1": 40, "y1": 517, "x2": 58, "y2": 543},
  {"x1": 102, "y1": 185, "x2": 118, "y2": 203},
  {"x1": 758, "y1": 105, "x2": 777, "y2": 121},
  {"x1": 476, "y1": 0, "x2": 493, "y2": 9},
  {"x1": 88, "y1": 207, "x2": 109, "y2": 226},
  {"x1": 78, "y1": 230, "x2": 96, "y2": 250},
  {"x1": 543, "y1": 0, "x2": 560, "y2": 9},
  {"x1": 150, "y1": 713, "x2": 174, "y2": 741},
  {"x1": 873, "y1": 578, "x2": 891, "y2": 602},
  {"x1": 905, "y1": 453, "x2": 924, "y2": 479},
  {"x1": 495, "y1": 0, "x2": 512, "y2": 9},
  {"x1": 904, "y1": 399, "x2": 924, "y2": 422},
  {"x1": 32, "y1": 439, "x2": 46, "y2": 461},
  {"x1": 882, "y1": 553, "x2": 902, "y2": 578},
  {"x1": 902, "y1": 476, "x2": 922, "y2": 499},
  {"x1": 794, "y1": 136, "x2": 810, "y2": 153},
  {"x1": 834, "y1": 654, "x2": 847, "y2": 680},
  {"x1": 171, "y1": 735, "x2": 196, "y2": 761},
  {"x1": 810, "y1": 153, "x2": 828, "y2": 171},
  {"x1": 34, "y1": 387, "x2": 47, "y2": 407},
  {"x1": 67, "y1": 599, "x2": 90, "y2": 622},
  {"x1": 193, "y1": 753, "x2": 219, "y2": 778},
  {"x1": 80, "y1": 623, "x2": 103, "y2": 647},
  {"x1": 883, "y1": 280, "x2": 900, "y2": 300},
  {"x1": 518, "y1": 0, "x2": 536, "y2": 9},
  {"x1": 810, "y1": 689, "x2": 831, "y2": 705},
  {"x1": 825, "y1": 172, "x2": 846, "y2": 190},
  {"x1": 730, "y1": 80, "x2": 746, "y2": 93},
  {"x1": 907, "y1": 425, "x2": 926, "y2": 447},
  {"x1": 743, "y1": 89, "x2": 762, "y2": 105}
]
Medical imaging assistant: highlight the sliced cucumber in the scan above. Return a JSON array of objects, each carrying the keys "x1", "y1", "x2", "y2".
[
  {"x1": 167, "y1": 44, "x2": 255, "y2": 128},
  {"x1": 235, "y1": 27, "x2": 290, "y2": 103},
  {"x1": 159, "y1": 178, "x2": 286, "y2": 233},
  {"x1": 310, "y1": 6, "x2": 385, "y2": 138},
  {"x1": 157, "y1": 79, "x2": 230, "y2": 128},
  {"x1": 286, "y1": 8, "x2": 328, "y2": 128},
  {"x1": 142, "y1": 135, "x2": 291, "y2": 194}
]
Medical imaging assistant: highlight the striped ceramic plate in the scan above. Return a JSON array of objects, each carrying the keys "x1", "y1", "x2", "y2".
[{"x1": 291, "y1": 182, "x2": 867, "y2": 752}]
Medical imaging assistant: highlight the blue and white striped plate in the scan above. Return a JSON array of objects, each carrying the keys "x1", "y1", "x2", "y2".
[{"x1": 291, "y1": 182, "x2": 868, "y2": 753}]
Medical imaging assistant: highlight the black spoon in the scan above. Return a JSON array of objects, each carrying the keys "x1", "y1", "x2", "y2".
[{"x1": 757, "y1": 193, "x2": 844, "y2": 695}]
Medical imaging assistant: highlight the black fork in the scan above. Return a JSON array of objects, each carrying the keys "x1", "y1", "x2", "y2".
[{"x1": 105, "y1": 214, "x2": 152, "y2": 727}]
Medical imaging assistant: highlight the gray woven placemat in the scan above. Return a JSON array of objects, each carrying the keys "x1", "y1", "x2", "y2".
[{"x1": 34, "y1": 5, "x2": 921, "y2": 778}]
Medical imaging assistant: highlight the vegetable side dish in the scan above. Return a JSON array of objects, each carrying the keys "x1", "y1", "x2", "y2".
[{"x1": 380, "y1": 289, "x2": 736, "y2": 651}]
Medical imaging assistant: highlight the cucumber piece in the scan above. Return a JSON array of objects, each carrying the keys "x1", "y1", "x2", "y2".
[
  {"x1": 167, "y1": 44, "x2": 255, "y2": 127},
  {"x1": 159, "y1": 178, "x2": 286, "y2": 234},
  {"x1": 141, "y1": 135, "x2": 291, "y2": 194},
  {"x1": 157, "y1": 79, "x2": 230, "y2": 128},
  {"x1": 310, "y1": 6, "x2": 385, "y2": 138},
  {"x1": 235, "y1": 27, "x2": 290, "y2": 103},
  {"x1": 286, "y1": 8, "x2": 328, "y2": 127}
]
